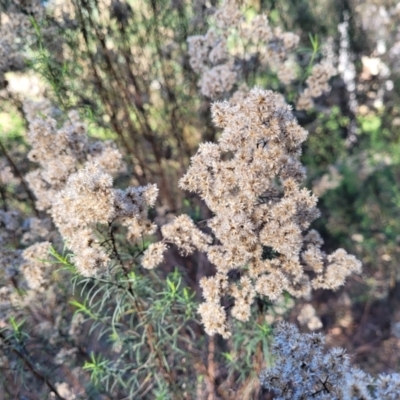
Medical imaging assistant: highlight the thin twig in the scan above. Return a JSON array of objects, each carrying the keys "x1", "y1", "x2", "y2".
[
  {"x1": 0, "y1": 141, "x2": 39, "y2": 217},
  {"x1": 0, "y1": 331, "x2": 67, "y2": 399}
]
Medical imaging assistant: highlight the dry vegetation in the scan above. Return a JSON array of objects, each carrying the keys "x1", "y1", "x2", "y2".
[{"x1": 1, "y1": 0, "x2": 400, "y2": 399}]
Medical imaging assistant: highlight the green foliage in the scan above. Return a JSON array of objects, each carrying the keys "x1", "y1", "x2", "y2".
[
  {"x1": 0, "y1": 110, "x2": 26, "y2": 146},
  {"x1": 83, "y1": 352, "x2": 111, "y2": 386},
  {"x1": 302, "y1": 107, "x2": 348, "y2": 178},
  {"x1": 65, "y1": 265, "x2": 200, "y2": 398}
]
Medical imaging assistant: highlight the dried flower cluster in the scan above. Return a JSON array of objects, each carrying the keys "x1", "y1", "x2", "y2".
[
  {"x1": 187, "y1": 0, "x2": 300, "y2": 100},
  {"x1": 21, "y1": 241, "x2": 52, "y2": 290},
  {"x1": 297, "y1": 303, "x2": 323, "y2": 331},
  {"x1": 24, "y1": 104, "x2": 123, "y2": 212},
  {"x1": 0, "y1": 209, "x2": 54, "y2": 306},
  {"x1": 0, "y1": 212, "x2": 64, "y2": 347},
  {"x1": 187, "y1": 0, "x2": 334, "y2": 110},
  {"x1": 312, "y1": 166, "x2": 343, "y2": 197},
  {"x1": 157, "y1": 88, "x2": 361, "y2": 338},
  {"x1": 52, "y1": 162, "x2": 158, "y2": 276},
  {"x1": 260, "y1": 322, "x2": 400, "y2": 399},
  {"x1": 23, "y1": 102, "x2": 159, "y2": 277},
  {"x1": 4, "y1": 89, "x2": 361, "y2": 342},
  {"x1": 0, "y1": 1, "x2": 44, "y2": 88},
  {"x1": 296, "y1": 61, "x2": 336, "y2": 110},
  {"x1": 53, "y1": 382, "x2": 77, "y2": 400},
  {"x1": 0, "y1": 1, "x2": 396, "y2": 398}
]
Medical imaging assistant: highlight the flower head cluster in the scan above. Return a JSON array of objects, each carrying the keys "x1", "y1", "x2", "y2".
[
  {"x1": 52, "y1": 162, "x2": 158, "y2": 276},
  {"x1": 21, "y1": 241, "x2": 52, "y2": 290},
  {"x1": 160, "y1": 88, "x2": 361, "y2": 337},
  {"x1": 24, "y1": 102, "x2": 157, "y2": 277},
  {"x1": 24, "y1": 105, "x2": 122, "y2": 212},
  {"x1": 187, "y1": 1, "x2": 336, "y2": 111},
  {"x1": 161, "y1": 214, "x2": 212, "y2": 256},
  {"x1": 260, "y1": 322, "x2": 400, "y2": 399},
  {"x1": 297, "y1": 61, "x2": 336, "y2": 110},
  {"x1": 0, "y1": 209, "x2": 52, "y2": 285},
  {"x1": 187, "y1": 1, "x2": 300, "y2": 100},
  {"x1": 297, "y1": 303, "x2": 323, "y2": 331},
  {"x1": 141, "y1": 242, "x2": 168, "y2": 270},
  {"x1": 312, "y1": 166, "x2": 343, "y2": 197},
  {"x1": 54, "y1": 382, "x2": 77, "y2": 400},
  {"x1": 0, "y1": 204, "x2": 58, "y2": 312}
]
